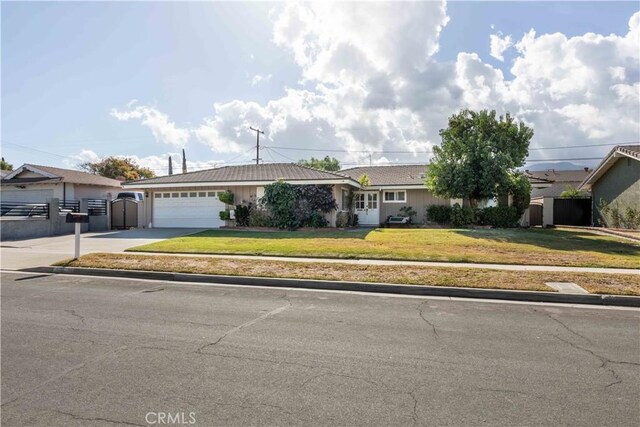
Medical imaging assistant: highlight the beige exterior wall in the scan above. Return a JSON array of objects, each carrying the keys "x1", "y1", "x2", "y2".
[
  {"x1": 73, "y1": 184, "x2": 121, "y2": 200},
  {"x1": 379, "y1": 188, "x2": 449, "y2": 223}
]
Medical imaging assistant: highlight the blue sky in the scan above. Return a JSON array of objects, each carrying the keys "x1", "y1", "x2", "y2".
[{"x1": 2, "y1": 1, "x2": 639, "y2": 174}]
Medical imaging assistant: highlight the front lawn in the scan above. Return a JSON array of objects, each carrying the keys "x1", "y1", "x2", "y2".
[
  {"x1": 57, "y1": 253, "x2": 640, "y2": 295},
  {"x1": 128, "y1": 227, "x2": 640, "y2": 269}
]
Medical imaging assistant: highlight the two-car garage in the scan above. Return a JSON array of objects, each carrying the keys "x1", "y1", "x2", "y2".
[{"x1": 152, "y1": 191, "x2": 226, "y2": 228}]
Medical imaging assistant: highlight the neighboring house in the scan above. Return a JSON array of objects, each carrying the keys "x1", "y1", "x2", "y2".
[
  {"x1": 579, "y1": 144, "x2": 640, "y2": 225},
  {"x1": 123, "y1": 163, "x2": 361, "y2": 228},
  {"x1": 527, "y1": 168, "x2": 592, "y2": 200},
  {"x1": 0, "y1": 170, "x2": 10, "y2": 179},
  {"x1": 1, "y1": 164, "x2": 123, "y2": 202}
]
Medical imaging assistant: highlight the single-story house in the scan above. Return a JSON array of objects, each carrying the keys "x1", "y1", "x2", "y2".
[
  {"x1": 578, "y1": 144, "x2": 640, "y2": 225},
  {"x1": 527, "y1": 168, "x2": 592, "y2": 200},
  {"x1": 1, "y1": 164, "x2": 123, "y2": 203},
  {"x1": 124, "y1": 162, "x2": 552, "y2": 228},
  {"x1": 123, "y1": 163, "x2": 361, "y2": 228}
]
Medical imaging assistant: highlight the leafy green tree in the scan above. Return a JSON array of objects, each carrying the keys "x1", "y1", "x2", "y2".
[
  {"x1": 358, "y1": 173, "x2": 371, "y2": 187},
  {"x1": 0, "y1": 157, "x2": 13, "y2": 171},
  {"x1": 559, "y1": 185, "x2": 586, "y2": 199},
  {"x1": 80, "y1": 156, "x2": 155, "y2": 181},
  {"x1": 426, "y1": 109, "x2": 533, "y2": 208},
  {"x1": 298, "y1": 156, "x2": 341, "y2": 172}
]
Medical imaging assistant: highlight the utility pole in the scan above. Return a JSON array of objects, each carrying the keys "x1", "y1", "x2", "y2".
[
  {"x1": 250, "y1": 126, "x2": 264, "y2": 165},
  {"x1": 182, "y1": 149, "x2": 187, "y2": 173}
]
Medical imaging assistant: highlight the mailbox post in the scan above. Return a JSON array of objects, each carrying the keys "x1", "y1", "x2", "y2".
[{"x1": 66, "y1": 213, "x2": 89, "y2": 259}]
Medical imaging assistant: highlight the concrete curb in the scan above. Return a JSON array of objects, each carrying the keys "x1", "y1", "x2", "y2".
[{"x1": 22, "y1": 266, "x2": 640, "y2": 308}]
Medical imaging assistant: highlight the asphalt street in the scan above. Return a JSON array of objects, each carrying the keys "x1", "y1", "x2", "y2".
[{"x1": 1, "y1": 271, "x2": 639, "y2": 426}]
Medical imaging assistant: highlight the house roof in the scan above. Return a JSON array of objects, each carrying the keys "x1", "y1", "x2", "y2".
[
  {"x1": 340, "y1": 165, "x2": 428, "y2": 186},
  {"x1": 0, "y1": 170, "x2": 10, "y2": 178},
  {"x1": 340, "y1": 164, "x2": 553, "y2": 188},
  {"x1": 2, "y1": 164, "x2": 123, "y2": 187},
  {"x1": 123, "y1": 163, "x2": 359, "y2": 188},
  {"x1": 525, "y1": 169, "x2": 591, "y2": 184},
  {"x1": 579, "y1": 144, "x2": 640, "y2": 191}
]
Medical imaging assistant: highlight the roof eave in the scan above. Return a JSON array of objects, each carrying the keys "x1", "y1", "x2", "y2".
[{"x1": 578, "y1": 149, "x2": 638, "y2": 191}]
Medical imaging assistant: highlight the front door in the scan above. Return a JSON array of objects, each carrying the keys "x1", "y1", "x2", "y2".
[{"x1": 354, "y1": 191, "x2": 379, "y2": 225}]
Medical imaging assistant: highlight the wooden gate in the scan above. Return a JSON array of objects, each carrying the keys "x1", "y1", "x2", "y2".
[
  {"x1": 111, "y1": 199, "x2": 138, "y2": 229},
  {"x1": 529, "y1": 203, "x2": 543, "y2": 226}
]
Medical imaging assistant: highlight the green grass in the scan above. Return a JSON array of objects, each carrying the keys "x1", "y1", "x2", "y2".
[{"x1": 127, "y1": 227, "x2": 640, "y2": 269}]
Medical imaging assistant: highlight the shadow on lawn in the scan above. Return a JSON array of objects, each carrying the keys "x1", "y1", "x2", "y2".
[
  {"x1": 187, "y1": 228, "x2": 376, "y2": 240},
  {"x1": 454, "y1": 228, "x2": 640, "y2": 257}
]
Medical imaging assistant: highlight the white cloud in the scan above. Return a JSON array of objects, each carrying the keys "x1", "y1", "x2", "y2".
[
  {"x1": 110, "y1": 102, "x2": 190, "y2": 148},
  {"x1": 109, "y1": 6, "x2": 639, "y2": 166},
  {"x1": 250, "y1": 74, "x2": 272, "y2": 86},
  {"x1": 489, "y1": 32, "x2": 513, "y2": 61}
]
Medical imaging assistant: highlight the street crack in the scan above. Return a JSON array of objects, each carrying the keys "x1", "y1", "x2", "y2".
[
  {"x1": 417, "y1": 301, "x2": 439, "y2": 339},
  {"x1": 195, "y1": 298, "x2": 291, "y2": 354}
]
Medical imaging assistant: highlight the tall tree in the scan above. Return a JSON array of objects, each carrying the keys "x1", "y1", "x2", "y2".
[
  {"x1": 426, "y1": 109, "x2": 533, "y2": 207},
  {"x1": 0, "y1": 157, "x2": 13, "y2": 171},
  {"x1": 80, "y1": 156, "x2": 155, "y2": 181},
  {"x1": 298, "y1": 156, "x2": 341, "y2": 172}
]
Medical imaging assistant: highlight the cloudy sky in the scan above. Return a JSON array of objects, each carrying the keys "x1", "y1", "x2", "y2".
[{"x1": 2, "y1": 1, "x2": 639, "y2": 174}]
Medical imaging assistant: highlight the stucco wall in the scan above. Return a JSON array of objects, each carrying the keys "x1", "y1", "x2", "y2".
[
  {"x1": 0, "y1": 198, "x2": 89, "y2": 241},
  {"x1": 592, "y1": 157, "x2": 640, "y2": 225}
]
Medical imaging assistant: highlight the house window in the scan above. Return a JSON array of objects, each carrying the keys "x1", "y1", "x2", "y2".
[
  {"x1": 171, "y1": 193, "x2": 179, "y2": 198},
  {"x1": 208, "y1": 191, "x2": 217, "y2": 197},
  {"x1": 154, "y1": 193, "x2": 162, "y2": 198},
  {"x1": 354, "y1": 193, "x2": 365, "y2": 210},
  {"x1": 383, "y1": 191, "x2": 406, "y2": 203},
  {"x1": 180, "y1": 192, "x2": 188, "y2": 198},
  {"x1": 342, "y1": 189, "x2": 350, "y2": 210},
  {"x1": 198, "y1": 192, "x2": 206, "y2": 197},
  {"x1": 189, "y1": 192, "x2": 197, "y2": 198}
]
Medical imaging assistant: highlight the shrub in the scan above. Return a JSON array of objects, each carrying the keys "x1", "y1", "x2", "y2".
[
  {"x1": 482, "y1": 206, "x2": 520, "y2": 228},
  {"x1": 262, "y1": 181, "x2": 297, "y2": 229},
  {"x1": 219, "y1": 210, "x2": 230, "y2": 221},
  {"x1": 336, "y1": 211, "x2": 350, "y2": 228},
  {"x1": 304, "y1": 211, "x2": 328, "y2": 228},
  {"x1": 450, "y1": 203, "x2": 474, "y2": 227},
  {"x1": 247, "y1": 208, "x2": 272, "y2": 227},
  {"x1": 426, "y1": 205, "x2": 451, "y2": 224},
  {"x1": 599, "y1": 199, "x2": 640, "y2": 229},
  {"x1": 234, "y1": 204, "x2": 252, "y2": 227},
  {"x1": 219, "y1": 191, "x2": 234, "y2": 205},
  {"x1": 262, "y1": 182, "x2": 337, "y2": 229}
]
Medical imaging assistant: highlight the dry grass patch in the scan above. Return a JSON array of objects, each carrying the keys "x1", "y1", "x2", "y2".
[
  {"x1": 128, "y1": 228, "x2": 640, "y2": 269},
  {"x1": 55, "y1": 253, "x2": 640, "y2": 296}
]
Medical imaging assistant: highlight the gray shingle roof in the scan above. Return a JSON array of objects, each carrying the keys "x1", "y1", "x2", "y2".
[
  {"x1": 26, "y1": 164, "x2": 124, "y2": 187},
  {"x1": 125, "y1": 163, "x2": 355, "y2": 185},
  {"x1": 340, "y1": 165, "x2": 428, "y2": 186},
  {"x1": 525, "y1": 169, "x2": 591, "y2": 184},
  {"x1": 2, "y1": 164, "x2": 123, "y2": 187}
]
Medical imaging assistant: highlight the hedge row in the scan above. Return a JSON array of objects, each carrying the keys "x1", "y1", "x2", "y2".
[{"x1": 426, "y1": 204, "x2": 521, "y2": 228}]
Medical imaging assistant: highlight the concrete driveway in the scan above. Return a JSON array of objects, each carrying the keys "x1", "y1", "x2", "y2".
[{"x1": 0, "y1": 228, "x2": 204, "y2": 269}]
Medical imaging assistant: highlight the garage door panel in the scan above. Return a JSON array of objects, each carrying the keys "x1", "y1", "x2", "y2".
[{"x1": 153, "y1": 195, "x2": 225, "y2": 228}]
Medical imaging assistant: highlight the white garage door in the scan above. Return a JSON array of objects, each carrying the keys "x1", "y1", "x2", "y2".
[
  {"x1": 1, "y1": 189, "x2": 54, "y2": 203},
  {"x1": 153, "y1": 191, "x2": 226, "y2": 228}
]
